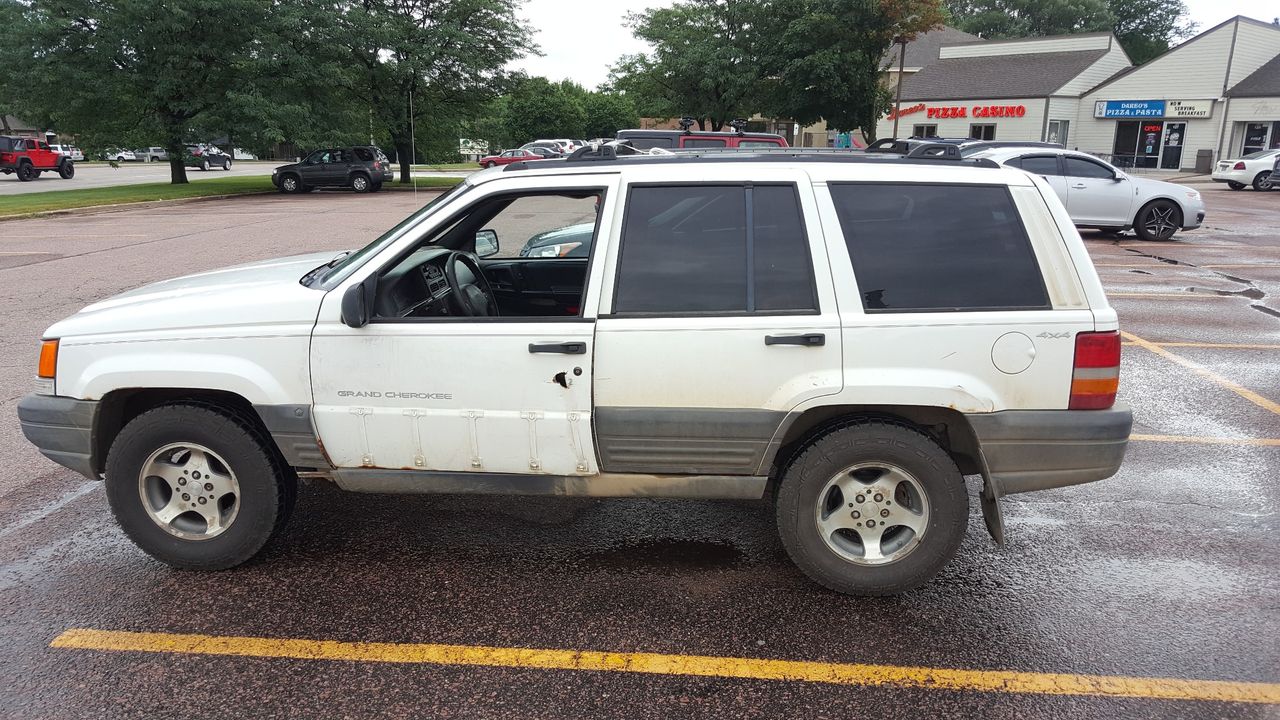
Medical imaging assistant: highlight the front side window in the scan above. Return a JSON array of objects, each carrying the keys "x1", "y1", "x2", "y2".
[
  {"x1": 829, "y1": 183, "x2": 1048, "y2": 313},
  {"x1": 613, "y1": 184, "x2": 817, "y2": 315}
]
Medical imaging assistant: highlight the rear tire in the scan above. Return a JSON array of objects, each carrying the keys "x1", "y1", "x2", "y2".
[
  {"x1": 1134, "y1": 199, "x2": 1181, "y2": 241},
  {"x1": 1227, "y1": 181, "x2": 1245, "y2": 190},
  {"x1": 775, "y1": 420, "x2": 968, "y2": 596},
  {"x1": 1254, "y1": 171, "x2": 1273, "y2": 191},
  {"x1": 201, "y1": 159, "x2": 210, "y2": 171},
  {"x1": 104, "y1": 404, "x2": 294, "y2": 570},
  {"x1": 351, "y1": 173, "x2": 370, "y2": 193}
]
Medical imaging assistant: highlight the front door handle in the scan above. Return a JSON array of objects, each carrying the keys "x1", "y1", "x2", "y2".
[
  {"x1": 529, "y1": 341, "x2": 586, "y2": 354},
  {"x1": 765, "y1": 333, "x2": 825, "y2": 347},
  {"x1": 1071, "y1": 183, "x2": 1087, "y2": 189}
]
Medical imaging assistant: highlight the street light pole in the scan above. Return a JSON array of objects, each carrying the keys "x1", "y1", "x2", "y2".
[{"x1": 891, "y1": 36, "x2": 907, "y2": 139}]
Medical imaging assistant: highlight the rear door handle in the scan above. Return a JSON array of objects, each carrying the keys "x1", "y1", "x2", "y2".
[
  {"x1": 765, "y1": 333, "x2": 825, "y2": 347},
  {"x1": 529, "y1": 341, "x2": 586, "y2": 354}
]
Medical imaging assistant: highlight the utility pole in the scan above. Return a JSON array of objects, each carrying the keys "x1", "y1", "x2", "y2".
[{"x1": 891, "y1": 36, "x2": 908, "y2": 139}]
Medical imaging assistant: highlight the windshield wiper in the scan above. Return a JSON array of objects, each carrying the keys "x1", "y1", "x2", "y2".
[{"x1": 300, "y1": 251, "x2": 352, "y2": 288}]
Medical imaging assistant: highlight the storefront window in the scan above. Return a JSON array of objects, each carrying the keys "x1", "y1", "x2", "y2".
[
  {"x1": 969, "y1": 124, "x2": 996, "y2": 140},
  {"x1": 911, "y1": 124, "x2": 938, "y2": 138},
  {"x1": 1112, "y1": 121, "x2": 1163, "y2": 169},
  {"x1": 1046, "y1": 120, "x2": 1069, "y2": 146},
  {"x1": 1243, "y1": 123, "x2": 1270, "y2": 155},
  {"x1": 1160, "y1": 123, "x2": 1185, "y2": 170}
]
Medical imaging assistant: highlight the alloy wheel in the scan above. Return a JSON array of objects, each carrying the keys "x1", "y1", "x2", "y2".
[
  {"x1": 814, "y1": 462, "x2": 930, "y2": 565},
  {"x1": 137, "y1": 443, "x2": 240, "y2": 540}
]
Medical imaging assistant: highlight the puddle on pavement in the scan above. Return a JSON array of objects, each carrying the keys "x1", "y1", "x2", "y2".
[{"x1": 581, "y1": 538, "x2": 746, "y2": 574}]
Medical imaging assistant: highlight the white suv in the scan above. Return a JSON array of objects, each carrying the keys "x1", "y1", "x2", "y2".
[{"x1": 18, "y1": 147, "x2": 1132, "y2": 595}]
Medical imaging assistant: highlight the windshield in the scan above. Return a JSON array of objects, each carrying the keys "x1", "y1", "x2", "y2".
[{"x1": 311, "y1": 181, "x2": 473, "y2": 289}]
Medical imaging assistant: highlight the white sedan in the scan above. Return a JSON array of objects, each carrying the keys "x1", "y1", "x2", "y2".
[
  {"x1": 1211, "y1": 149, "x2": 1278, "y2": 191},
  {"x1": 973, "y1": 147, "x2": 1205, "y2": 241}
]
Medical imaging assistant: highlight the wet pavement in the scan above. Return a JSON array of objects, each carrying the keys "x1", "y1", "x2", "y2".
[{"x1": 1, "y1": 187, "x2": 1278, "y2": 718}]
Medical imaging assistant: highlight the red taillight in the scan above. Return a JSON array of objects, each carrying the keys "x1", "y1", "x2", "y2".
[
  {"x1": 373, "y1": 161, "x2": 381, "y2": 170},
  {"x1": 1233, "y1": 161, "x2": 1246, "y2": 170},
  {"x1": 1069, "y1": 331, "x2": 1120, "y2": 410}
]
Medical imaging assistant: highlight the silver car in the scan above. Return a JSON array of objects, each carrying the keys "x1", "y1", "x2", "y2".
[{"x1": 973, "y1": 147, "x2": 1206, "y2": 241}]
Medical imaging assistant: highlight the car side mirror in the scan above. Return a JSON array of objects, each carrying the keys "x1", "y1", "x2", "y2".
[
  {"x1": 475, "y1": 229, "x2": 499, "y2": 258},
  {"x1": 1112, "y1": 171, "x2": 1125, "y2": 182},
  {"x1": 340, "y1": 276, "x2": 376, "y2": 328}
]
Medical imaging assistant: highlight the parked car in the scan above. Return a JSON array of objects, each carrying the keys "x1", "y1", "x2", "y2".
[
  {"x1": 183, "y1": 144, "x2": 232, "y2": 171},
  {"x1": 19, "y1": 147, "x2": 1132, "y2": 596},
  {"x1": 50, "y1": 144, "x2": 85, "y2": 162},
  {"x1": 972, "y1": 147, "x2": 1205, "y2": 241},
  {"x1": 1211, "y1": 149, "x2": 1278, "y2": 191},
  {"x1": 0, "y1": 136, "x2": 76, "y2": 181},
  {"x1": 478, "y1": 148, "x2": 545, "y2": 168},
  {"x1": 616, "y1": 128, "x2": 789, "y2": 150},
  {"x1": 271, "y1": 146, "x2": 393, "y2": 193},
  {"x1": 520, "y1": 141, "x2": 564, "y2": 158},
  {"x1": 524, "y1": 146, "x2": 562, "y2": 159},
  {"x1": 135, "y1": 147, "x2": 169, "y2": 163},
  {"x1": 103, "y1": 148, "x2": 136, "y2": 162},
  {"x1": 518, "y1": 222, "x2": 594, "y2": 257}
]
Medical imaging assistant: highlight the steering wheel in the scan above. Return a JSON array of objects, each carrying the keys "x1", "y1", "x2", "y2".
[{"x1": 443, "y1": 251, "x2": 499, "y2": 317}]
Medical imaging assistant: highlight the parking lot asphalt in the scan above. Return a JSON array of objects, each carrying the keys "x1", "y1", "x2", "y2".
[{"x1": 1, "y1": 187, "x2": 1277, "y2": 718}]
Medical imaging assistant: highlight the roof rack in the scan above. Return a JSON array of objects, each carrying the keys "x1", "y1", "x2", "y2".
[{"x1": 504, "y1": 144, "x2": 1001, "y2": 171}]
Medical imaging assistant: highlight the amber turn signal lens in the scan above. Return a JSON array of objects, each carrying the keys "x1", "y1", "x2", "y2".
[{"x1": 37, "y1": 339, "x2": 58, "y2": 379}]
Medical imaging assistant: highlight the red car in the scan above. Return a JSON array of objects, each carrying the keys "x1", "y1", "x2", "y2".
[
  {"x1": 0, "y1": 136, "x2": 76, "y2": 181},
  {"x1": 478, "y1": 148, "x2": 546, "y2": 168}
]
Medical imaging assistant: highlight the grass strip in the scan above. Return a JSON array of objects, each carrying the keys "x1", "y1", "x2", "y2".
[{"x1": 0, "y1": 175, "x2": 462, "y2": 218}]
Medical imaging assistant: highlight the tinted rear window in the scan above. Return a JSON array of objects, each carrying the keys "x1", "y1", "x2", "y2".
[
  {"x1": 828, "y1": 183, "x2": 1048, "y2": 312},
  {"x1": 628, "y1": 137, "x2": 674, "y2": 150},
  {"x1": 0, "y1": 138, "x2": 16, "y2": 151},
  {"x1": 682, "y1": 138, "x2": 727, "y2": 148},
  {"x1": 614, "y1": 184, "x2": 817, "y2": 314},
  {"x1": 353, "y1": 147, "x2": 374, "y2": 161}
]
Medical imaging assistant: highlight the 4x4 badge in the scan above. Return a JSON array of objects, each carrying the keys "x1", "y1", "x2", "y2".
[{"x1": 1036, "y1": 332, "x2": 1071, "y2": 339}]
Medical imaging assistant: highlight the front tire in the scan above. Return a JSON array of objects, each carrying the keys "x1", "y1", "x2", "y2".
[
  {"x1": 279, "y1": 174, "x2": 301, "y2": 193},
  {"x1": 224, "y1": 158, "x2": 233, "y2": 171},
  {"x1": 1254, "y1": 171, "x2": 1273, "y2": 191},
  {"x1": 1134, "y1": 199, "x2": 1181, "y2": 241},
  {"x1": 59, "y1": 161, "x2": 75, "y2": 179},
  {"x1": 775, "y1": 421, "x2": 968, "y2": 595},
  {"x1": 105, "y1": 404, "x2": 294, "y2": 570}
]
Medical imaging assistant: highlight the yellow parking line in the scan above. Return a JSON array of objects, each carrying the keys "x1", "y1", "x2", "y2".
[
  {"x1": 49, "y1": 629, "x2": 1280, "y2": 705},
  {"x1": 1131, "y1": 434, "x2": 1280, "y2": 447},
  {"x1": 1123, "y1": 331, "x2": 1280, "y2": 416},
  {"x1": 1121, "y1": 342, "x2": 1280, "y2": 350}
]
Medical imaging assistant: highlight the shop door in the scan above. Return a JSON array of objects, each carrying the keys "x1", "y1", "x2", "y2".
[
  {"x1": 1160, "y1": 123, "x2": 1185, "y2": 170},
  {"x1": 1244, "y1": 123, "x2": 1269, "y2": 155},
  {"x1": 1112, "y1": 122, "x2": 1140, "y2": 167}
]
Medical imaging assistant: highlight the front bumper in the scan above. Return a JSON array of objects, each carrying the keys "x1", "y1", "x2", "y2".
[
  {"x1": 967, "y1": 404, "x2": 1132, "y2": 495},
  {"x1": 17, "y1": 394, "x2": 100, "y2": 479}
]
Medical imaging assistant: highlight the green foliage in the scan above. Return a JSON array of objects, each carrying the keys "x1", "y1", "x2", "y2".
[
  {"x1": 944, "y1": 0, "x2": 1196, "y2": 65},
  {"x1": 504, "y1": 77, "x2": 587, "y2": 142},
  {"x1": 608, "y1": 1, "x2": 763, "y2": 130},
  {"x1": 758, "y1": 0, "x2": 946, "y2": 132},
  {"x1": 582, "y1": 93, "x2": 640, "y2": 139}
]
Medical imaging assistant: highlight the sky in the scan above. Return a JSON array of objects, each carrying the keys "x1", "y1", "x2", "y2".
[{"x1": 509, "y1": 0, "x2": 1280, "y2": 89}]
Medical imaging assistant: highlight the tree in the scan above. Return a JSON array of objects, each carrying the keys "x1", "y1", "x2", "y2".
[
  {"x1": 944, "y1": 0, "x2": 1196, "y2": 64},
  {"x1": 582, "y1": 92, "x2": 640, "y2": 139},
  {"x1": 758, "y1": 0, "x2": 946, "y2": 133},
  {"x1": 10, "y1": 0, "x2": 292, "y2": 183},
  {"x1": 608, "y1": 1, "x2": 763, "y2": 130},
  {"x1": 323, "y1": 0, "x2": 535, "y2": 183},
  {"x1": 1108, "y1": 0, "x2": 1196, "y2": 64},
  {"x1": 503, "y1": 76, "x2": 587, "y2": 144}
]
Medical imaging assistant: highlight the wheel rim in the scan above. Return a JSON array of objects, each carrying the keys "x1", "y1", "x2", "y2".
[
  {"x1": 814, "y1": 462, "x2": 930, "y2": 566},
  {"x1": 137, "y1": 442, "x2": 240, "y2": 540},
  {"x1": 353, "y1": 176, "x2": 367, "y2": 190},
  {"x1": 1143, "y1": 204, "x2": 1178, "y2": 239},
  {"x1": 283, "y1": 177, "x2": 296, "y2": 191},
  {"x1": 1260, "y1": 172, "x2": 1273, "y2": 190}
]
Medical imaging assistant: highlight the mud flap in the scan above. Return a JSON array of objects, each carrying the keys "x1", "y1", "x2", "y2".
[{"x1": 976, "y1": 449, "x2": 1006, "y2": 545}]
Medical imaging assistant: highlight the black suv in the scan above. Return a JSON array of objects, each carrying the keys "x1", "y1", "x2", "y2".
[{"x1": 272, "y1": 146, "x2": 394, "y2": 193}]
